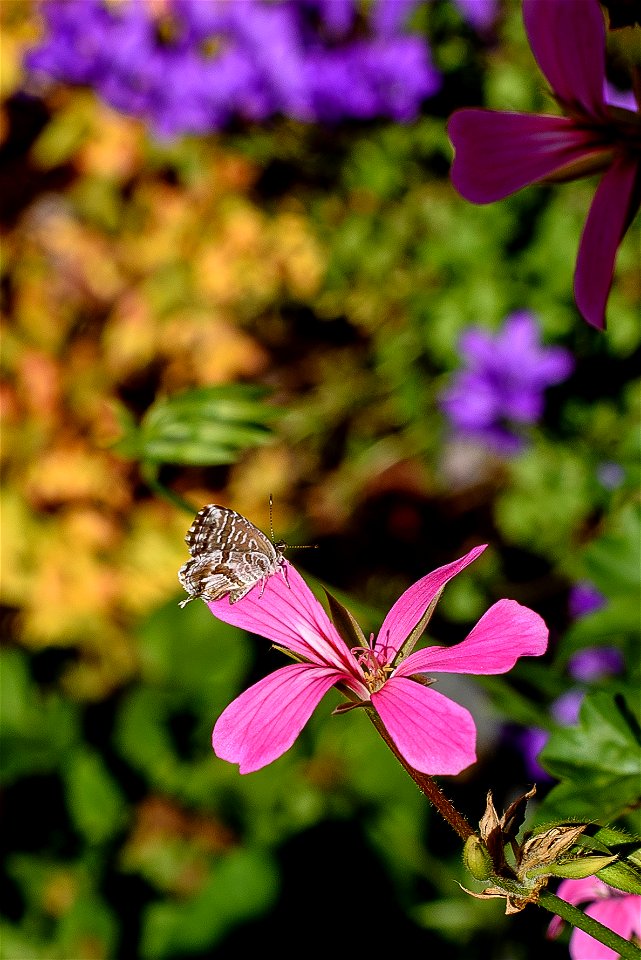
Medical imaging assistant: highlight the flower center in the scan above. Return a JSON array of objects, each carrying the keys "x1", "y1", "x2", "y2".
[{"x1": 351, "y1": 639, "x2": 393, "y2": 694}]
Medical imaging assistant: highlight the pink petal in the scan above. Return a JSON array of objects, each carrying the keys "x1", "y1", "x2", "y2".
[
  {"x1": 570, "y1": 898, "x2": 641, "y2": 960},
  {"x1": 555, "y1": 876, "x2": 611, "y2": 907},
  {"x1": 372, "y1": 676, "x2": 477, "y2": 775},
  {"x1": 591, "y1": 897, "x2": 641, "y2": 942},
  {"x1": 523, "y1": 0, "x2": 607, "y2": 120},
  {"x1": 398, "y1": 599, "x2": 548, "y2": 676},
  {"x1": 375, "y1": 545, "x2": 487, "y2": 662},
  {"x1": 212, "y1": 662, "x2": 345, "y2": 773},
  {"x1": 448, "y1": 110, "x2": 609, "y2": 203},
  {"x1": 548, "y1": 877, "x2": 608, "y2": 940},
  {"x1": 574, "y1": 153, "x2": 640, "y2": 330},
  {"x1": 207, "y1": 562, "x2": 355, "y2": 672},
  {"x1": 568, "y1": 924, "x2": 617, "y2": 960}
]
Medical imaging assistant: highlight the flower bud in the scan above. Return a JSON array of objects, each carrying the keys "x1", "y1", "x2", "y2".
[{"x1": 463, "y1": 835, "x2": 494, "y2": 881}]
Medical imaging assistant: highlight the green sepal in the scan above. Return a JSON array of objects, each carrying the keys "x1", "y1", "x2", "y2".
[
  {"x1": 597, "y1": 855, "x2": 641, "y2": 895},
  {"x1": 581, "y1": 825, "x2": 641, "y2": 894},
  {"x1": 323, "y1": 588, "x2": 368, "y2": 650},
  {"x1": 532, "y1": 855, "x2": 617, "y2": 880},
  {"x1": 270, "y1": 644, "x2": 309, "y2": 665},
  {"x1": 332, "y1": 700, "x2": 368, "y2": 716}
]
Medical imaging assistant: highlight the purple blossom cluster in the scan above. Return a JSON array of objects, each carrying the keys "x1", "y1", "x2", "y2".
[
  {"x1": 439, "y1": 310, "x2": 574, "y2": 455},
  {"x1": 25, "y1": 0, "x2": 443, "y2": 136}
]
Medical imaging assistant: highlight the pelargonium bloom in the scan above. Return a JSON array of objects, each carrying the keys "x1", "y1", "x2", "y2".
[
  {"x1": 548, "y1": 877, "x2": 641, "y2": 960},
  {"x1": 447, "y1": 0, "x2": 641, "y2": 330},
  {"x1": 439, "y1": 310, "x2": 574, "y2": 454},
  {"x1": 207, "y1": 544, "x2": 548, "y2": 774}
]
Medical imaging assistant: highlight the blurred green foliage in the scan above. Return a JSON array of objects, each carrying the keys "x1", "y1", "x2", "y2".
[
  {"x1": 1, "y1": 1, "x2": 639, "y2": 958},
  {"x1": 113, "y1": 385, "x2": 280, "y2": 467}
]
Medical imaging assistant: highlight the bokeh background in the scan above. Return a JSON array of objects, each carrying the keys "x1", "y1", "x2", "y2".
[{"x1": 1, "y1": 1, "x2": 639, "y2": 958}]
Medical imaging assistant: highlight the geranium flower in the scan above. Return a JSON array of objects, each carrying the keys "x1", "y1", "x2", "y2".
[
  {"x1": 548, "y1": 876, "x2": 641, "y2": 960},
  {"x1": 207, "y1": 545, "x2": 548, "y2": 773},
  {"x1": 447, "y1": 0, "x2": 641, "y2": 330}
]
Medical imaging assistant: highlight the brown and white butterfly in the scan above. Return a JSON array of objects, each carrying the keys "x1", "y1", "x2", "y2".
[{"x1": 178, "y1": 503, "x2": 288, "y2": 607}]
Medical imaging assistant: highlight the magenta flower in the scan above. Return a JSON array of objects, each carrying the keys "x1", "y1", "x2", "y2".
[
  {"x1": 207, "y1": 545, "x2": 548, "y2": 774},
  {"x1": 548, "y1": 877, "x2": 641, "y2": 960},
  {"x1": 447, "y1": 0, "x2": 641, "y2": 330}
]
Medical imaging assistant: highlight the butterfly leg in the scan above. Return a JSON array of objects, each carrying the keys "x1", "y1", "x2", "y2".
[{"x1": 280, "y1": 562, "x2": 291, "y2": 590}]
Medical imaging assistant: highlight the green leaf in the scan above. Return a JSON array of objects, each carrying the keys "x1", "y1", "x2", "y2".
[
  {"x1": 113, "y1": 385, "x2": 281, "y2": 466},
  {"x1": 581, "y1": 503, "x2": 641, "y2": 594},
  {"x1": 62, "y1": 747, "x2": 128, "y2": 844},
  {"x1": 533, "y1": 689, "x2": 641, "y2": 824},
  {"x1": 0, "y1": 649, "x2": 78, "y2": 783},
  {"x1": 560, "y1": 504, "x2": 641, "y2": 659}
]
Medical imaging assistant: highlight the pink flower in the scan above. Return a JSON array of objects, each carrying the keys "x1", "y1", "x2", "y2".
[
  {"x1": 447, "y1": 0, "x2": 641, "y2": 330},
  {"x1": 207, "y1": 545, "x2": 548, "y2": 774},
  {"x1": 548, "y1": 877, "x2": 641, "y2": 960}
]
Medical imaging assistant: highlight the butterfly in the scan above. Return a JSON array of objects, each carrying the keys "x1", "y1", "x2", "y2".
[{"x1": 178, "y1": 503, "x2": 288, "y2": 607}]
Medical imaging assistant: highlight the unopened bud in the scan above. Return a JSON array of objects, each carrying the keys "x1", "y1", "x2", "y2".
[{"x1": 464, "y1": 835, "x2": 494, "y2": 881}]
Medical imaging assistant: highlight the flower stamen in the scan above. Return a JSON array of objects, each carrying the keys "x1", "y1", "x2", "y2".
[{"x1": 351, "y1": 642, "x2": 394, "y2": 693}]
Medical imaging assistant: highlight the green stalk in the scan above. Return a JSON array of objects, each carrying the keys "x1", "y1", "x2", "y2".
[
  {"x1": 367, "y1": 708, "x2": 640, "y2": 959},
  {"x1": 366, "y1": 708, "x2": 473, "y2": 841},
  {"x1": 539, "y1": 891, "x2": 641, "y2": 960}
]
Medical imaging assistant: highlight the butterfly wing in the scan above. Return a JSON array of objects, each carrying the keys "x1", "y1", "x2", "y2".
[
  {"x1": 185, "y1": 505, "x2": 278, "y2": 559},
  {"x1": 185, "y1": 505, "x2": 233, "y2": 556},
  {"x1": 179, "y1": 504, "x2": 285, "y2": 606}
]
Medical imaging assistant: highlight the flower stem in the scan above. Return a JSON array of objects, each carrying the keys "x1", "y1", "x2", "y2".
[
  {"x1": 539, "y1": 891, "x2": 641, "y2": 960},
  {"x1": 366, "y1": 709, "x2": 473, "y2": 841}
]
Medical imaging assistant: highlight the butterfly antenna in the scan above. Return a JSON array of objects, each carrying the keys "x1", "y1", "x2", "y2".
[{"x1": 269, "y1": 494, "x2": 317, "y2": 550}]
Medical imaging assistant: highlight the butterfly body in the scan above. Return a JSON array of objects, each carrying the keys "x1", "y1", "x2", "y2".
[{"x1": 178, "y1": 505, "x2": 287, "y2": 606}]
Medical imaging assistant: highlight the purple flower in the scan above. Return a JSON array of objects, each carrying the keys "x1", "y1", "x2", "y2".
[
  {"x1": 447, "y1": 0, "x2": 641, "y2": 330},
  {"x1": 454, "y1": 0, "x2": 498, "y2": 31},
  {"x1": 516, "y1": 646, "x2": 622, "y2": 781},
  {"x1": 519, "y1": 726, "x2": 552, "y2": 782},
  {"x1": 25, "y1": 0, "x2": 441, "y2": 135},
  {"x1": 372, "y1": 0, "x2": 498, "y2": 34},
  {"x1": 518, "y1": 690, "x2": 583, "y2": 781},
  {"x1": 596, "y1": 461, "x2": 626, "y2": 490},
  {"x1": 567, "y1": 647, "x2": 624, "y2": 683},
  {"x1": 568, "y1": 581, "x2": 607, "y2": 619},
  {"x1": 550, "y1": 689, "x2": 584, "y2": 726},
  {"x1": 439, "y1": 310, "x2": 574, "y2": 455}
]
